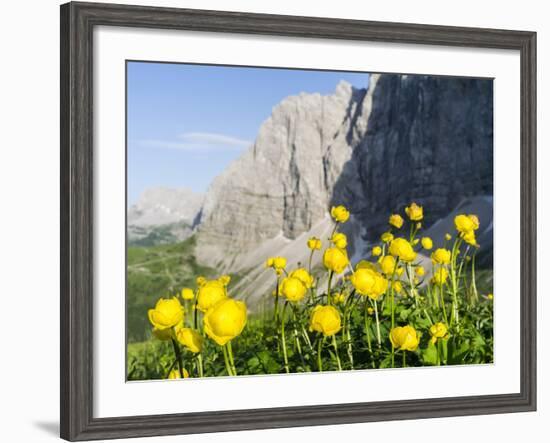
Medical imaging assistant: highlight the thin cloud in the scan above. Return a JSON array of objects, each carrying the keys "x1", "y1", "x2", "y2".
[{"x1": 137, "y1": 132, "x2": 252, "y2": 152}]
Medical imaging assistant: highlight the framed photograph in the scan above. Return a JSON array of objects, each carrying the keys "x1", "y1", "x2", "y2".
[{"x1": 60, "y1": 1, "x2": 537, "y2": 440}]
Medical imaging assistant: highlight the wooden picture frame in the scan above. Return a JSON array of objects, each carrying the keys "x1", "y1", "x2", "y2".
[{"x1": 60, "y1": 2, "x2": 536, "y2": 440}]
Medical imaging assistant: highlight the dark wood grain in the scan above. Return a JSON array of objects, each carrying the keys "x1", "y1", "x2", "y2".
[{"x1": 60, "y1": 2, "x2": 537, "y2": 441}]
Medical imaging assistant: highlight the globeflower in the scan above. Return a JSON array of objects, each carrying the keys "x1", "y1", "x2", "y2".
[
  {"x1": 332, "y1": 292, "x2": 346, "y2": 304},
  {"x1": 372, "y1": 246, "x2": 382, "y2": 257},
  {"x1": 323, "y1": 247, "x2": 349, "y2": 274},
  {"x1": 265, "y1": 256, "x2": 287, "y2": 275},
  {"x1": 381, "y1": 231, "x2": 394, "y2": 243},
  {"x1": 389, "y1": 325, "x2": 420, "y2": 351},
  {"x1": 431, "y1": 248, "x2": 451, "y2": 265},
  {"x1": 454, "y1": 214, "x2": 479, "y2": 234},
  {"x1": 431, "y1": 267, "x2": 449, "y2": 285},
  {"x1": 309, "y1": 305, "x2": 342, "y2": 336},
  {"x1": 168, "y1": 368, "x2": 190, "y2": 379},
  {"x1": 421, "y1": 237, "x2": 433, "y2": 250},
  {"x1": 203, "y1": 299, "x2": 247, "y2": 346},
  {"x1": 389, "y1": 238, "x2": 417, "y2": 262},
  {"x1": 289, "y1": 268, "x2": 314, "y2": 289},
  {"x1": 415, "y1": 266, "x2": 425, "y2": 277},
  {"x1": 429, "y1": 322, "x2": 449, "y2": 344},
  {"x1": 379, "y1": 254, "x2": 396, "y2": 275},
  {"x1": 331, "y1": 205, "x2": 350, "y2": 223},
  {"x1": 405, "y1": 202, "x2": 424, "y2": 221},
  {"x1": 307, "y1": 237, "x2": 322, "y2": 250},
  {"x1": 462, "y1": 230, "x2": 478, "y2": 247},
  {"x1": 181, "y1": 288, "x2": 195, "y2": 300},
  {"x1": 389, "y1": 214, "x2": 404, "y2": 229},
  {"x1": 445, "y1": 233, "x2": 452, "y2": 241},
  {"x1": 148, "y1": 297, "x2": 184, "y2": 330},
  {"x1": 197, "y1": 279, "x2": 227, "y2": 312},
  {"x1": 279, "y1": 276, "x2": 307, "y2": 302},
  {"x1": 330, "y1": 232, "x2": 348, "y2": 249},
  {"x1": 350, "y1": 268, "x2": 387, "y2": 299},
  {"x1": 392, "y1": 281, "x2": 403, "y2": 294},
  {"x1": 176, "y1": 327, "x2": 204, "y2": 353}
]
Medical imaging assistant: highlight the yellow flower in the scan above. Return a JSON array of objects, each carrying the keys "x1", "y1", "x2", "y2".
[
  {"x1": 168, "y1": 368, "x2": 190, "y2": 379},
  {"x1": 462, "y1": 230, "x2": 478, "y2": 246},
  {"x1": 396, "y1": 267, "x2": 405, "y2": 277},
  {"x1": 350, "y1": 268, "x2": 387, "y2": 300},
  {"x1": 392, "y1": 281, "x2": 403, "y2": 293},
  {"x1": 197, "y1": 279, "x2": 227, "y2": 312},
  {"x1": 265, "y1": 256, "x2": 287, "y2": 275},
  {"x1": 332, "y1": 292, "x2": 346, "y2": 304},
  {"x1": 415, "y1": 266, "x2": 425, "y2": 277},
  {"x1": 421, "y1": 237, "x2": 433, "y2": 250},
  {"x1": 389, "y1": 214, "x2": 404, "y2": 229},
  {"x1": 389, "y1": 325, "x2": 420, "y2": 351},
  {"x1": 323, "y1": 247, "x2": 349, "y2": 274},
  {"x1": 309, "y1": 305, "x2": 341, "y2": 336},
  {"x1": 431, "y1": 267, "x2": 449, "y2": 285},
  {"x1": 289, "y1": 268, "x2": 314, "y2": 289},
  {"x1": 218, "y1": 275, "x2": 231, "y2": 286},
  {"x1": 203, "y1": 299, "x2": 247, "y2": 346},
  {"x1": 487, "y1": 293, "x2": 494, "y2": 300},
  {"x1": 413, "y1": 238, "x2": 420, "y2": 245},
  {"x1": 389, "y1": 238, "x2": 417, "y2": 262},
  {"x1": 445, "y1": 233, "x2": 452, "y2": 241},
  {"x1": 307, "y1": 237, "x2": 322, "y2": 250},
  {"x1": 381, "y1": 231, "x2": 394, "y2": 243},
  {"x1": 454, "y1": 214, "x2": 480, "y2": 234},
  {"x1": 279, "y1": 276, "x2": 307, "y2": 302},
  {"x1": 429, "y1": 322, "x2": 448, "y2": 344},
  {"x1": 330, "y1": 232, "x2": 348, "y2": 249},
  {"x1": 379, "y1": 255, "x2": 396, "y2": 275},
  {"x1": 196, "y1": 276, "x2": 206, "y2": 287},
  {"x1": 405, "y1": 202, "x2": 423, "y2": 221},
  {"x1": 176, "y1": 327, "x2": 204, "y2": 353},
  {"x1": 148, "y1": 297, "x2": 184, "y2": 330},
  {"x1": 181, "y1": 288, "x2": 195, "y2": 300},
  {"x1": 331, "y1": 205, "x2": 350, "y2": 223},
  {"x1": 372, "y1": 246, "x2": 382, "y2": 256},
  {"x1": 431, "y1": 248, "x2": 451, "y2": 265},
  {"x1": 367, "y1": 307, "x2": 374, "y2": 315}
]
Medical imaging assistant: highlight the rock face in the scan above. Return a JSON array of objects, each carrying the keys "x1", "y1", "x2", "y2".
[
  {"x1": 331, "y1": 74, "x2": 493, "y2": 236},
  {"x1": 195, "y1": 74, "x2": 493, "y2": 271},
  {"x1": 128, "y1": 187, "x2": 203, "y2": 245},
  {"x1": 195, "y1": 80, "x2": 372, "y2": 268}
]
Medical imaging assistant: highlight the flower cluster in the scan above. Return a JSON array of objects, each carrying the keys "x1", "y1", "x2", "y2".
[{"x1": 142, "y1": 201, "x2": 491, "y2": 379}]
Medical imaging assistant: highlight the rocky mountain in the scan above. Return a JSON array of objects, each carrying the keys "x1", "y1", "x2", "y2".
[
  {"x1": 128, "y1": 187, "x2": 203, "y2": 246},
  {"x1": 195, "y1": 74, "x2": 493, "y2": 279}
]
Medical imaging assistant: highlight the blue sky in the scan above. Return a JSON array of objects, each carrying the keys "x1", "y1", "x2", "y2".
[{"x1": 127, "y1": 61, "x2": 371, "y2": 205}]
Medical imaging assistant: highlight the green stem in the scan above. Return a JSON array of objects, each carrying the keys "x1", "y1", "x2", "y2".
[
  {"x1": 222, "y1": 344, "x2": 234, "y2": 376},
  {"x1": 440, "y1": 282, "x2": 449, "y2": 326},
  {"x1": 317, "y1": 336, "x2": 324, "y2": 372},
  {"x1": 274, "y1": 276, "x2": 280, "y2": 323},
  {"x1": 374, "y1": 300, "x2": 382, "y2": 347},
  {"x1": 281, "y1": 302, "x2": 290, "y2": 373},
  {"x1": 227, "y1": 340, "x2": 237, "y2": 376},
  {"x1": 327, "y1": 271, "x2": 334, "y2": 305},
  {"x1": 402, "y1": 351, "x2": 407, "y2": 368},
  {"x1": 197, "y1": 353, "x2": 204, "y2": 377},
  {"x1": 170, "y1": 335, "x2": 184, "y2": 379},
  {"x1": 389, "y1": 260, "x2": 399, "y2": 368},
  {"x1": 332, "y1": 334, "x2": 342, "y2": 371},
  {"x1": 364, "y1": 298, "x2": 373, "y2": 354},
  {"x1": 291, "y1": 307, "x2": 306, "y2": 368}
]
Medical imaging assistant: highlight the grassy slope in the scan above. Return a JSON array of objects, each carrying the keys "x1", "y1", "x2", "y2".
[{"x1": 127, "y1": 236, "x2": 216, "y2": 342}]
